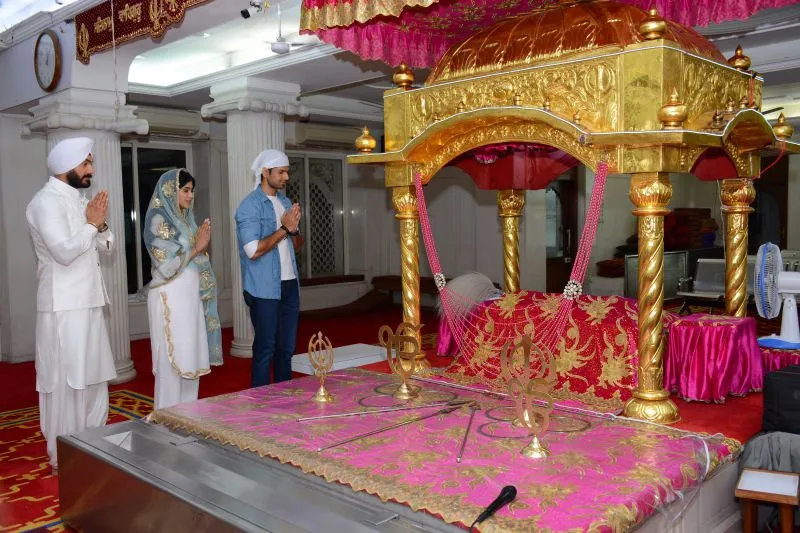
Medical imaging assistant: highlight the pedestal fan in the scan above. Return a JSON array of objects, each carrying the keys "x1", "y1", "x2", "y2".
[{"x1": 754, "y1": 242, "x2": 800, "y2": 349}]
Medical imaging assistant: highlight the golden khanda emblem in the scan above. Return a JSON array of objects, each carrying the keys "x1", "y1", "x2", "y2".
[
  {"x1": 77, "y1": 24, "x2": 90, "y2": 59},
  {"x1": 379, "y1": 322, "x2": 421, "y2": 400},
  {"x1": 500, "y1": 336, "x2": 556, "y2": 458},
  {"x1": 308, "y1": 332, "x2": 334, "y2": 403}
]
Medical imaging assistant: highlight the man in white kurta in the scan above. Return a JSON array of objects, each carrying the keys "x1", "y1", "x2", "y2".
[{"x1": 26, "y1": 137, "x2": 117, "y2": 472}]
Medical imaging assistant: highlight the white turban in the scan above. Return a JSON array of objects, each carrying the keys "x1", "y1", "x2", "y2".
[
  {"x1": 251, "y1": 149, "x2": 289, "y2": 189},
  {"x1": 47, "y1": 137, "x2": 94, "y2": 176}
]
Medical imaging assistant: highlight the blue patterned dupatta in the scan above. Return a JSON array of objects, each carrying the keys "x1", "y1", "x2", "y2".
[{"x1": 143, "y1": 169, "x2": 223, "y2": 366}]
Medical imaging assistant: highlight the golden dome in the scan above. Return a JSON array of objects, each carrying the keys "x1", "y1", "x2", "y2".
[{"x1": 427, "y1": 1, "x2": 725, "y2": 84}]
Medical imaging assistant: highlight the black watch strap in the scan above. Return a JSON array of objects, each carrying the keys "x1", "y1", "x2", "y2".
[{"x1": 280, "y1": 225, "x2": 298, "y2": 237}]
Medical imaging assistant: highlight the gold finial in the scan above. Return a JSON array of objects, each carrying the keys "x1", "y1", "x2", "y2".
[
  {"x1": 773, "y1": 113, "x2": 794, "y2": 140},
  {"x1": 726, "y1": 100, "x2": 736, "y2": 114},
  {"x1": 727, "y1": 45, "x2": 752, "y2": 71},
  {"x1": 711, "y1": 110, "x2": 725, "y2": 130},
  {"x1": 543, "y1": 97, "x2": 551, "y2": 111},
  {"x1": 392, "y1": 63, "x2": 415, "y2": 90},
  {"x1": 513, "y1": 93, "x2": 522, "y2": 106},
  {"x1": 573, "y1": 111, "x2": 581, "y2": 125},
  {"x1": 739, "y1": 96, "x2": 749, "y2": 109},
  {"x1": 639, "y1": 8, "x2": 667, "y2": 40},
  {"x1": 355, "y1": 126, "x2": 377, "y2": 153},
  {"x1": 457, "y1": 98, "x2": 467, "y2": 113},
  {"x1": 658, "y1": 88, "x2": 688, "y2": 130}
]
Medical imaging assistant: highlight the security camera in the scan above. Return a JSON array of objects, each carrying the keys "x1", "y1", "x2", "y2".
[{"x1": 240, "y1": 1, "x2": 261, "y2": 19}]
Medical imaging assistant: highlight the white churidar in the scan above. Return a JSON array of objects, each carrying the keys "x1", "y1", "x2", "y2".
[{"x1": 147, "y1": 268, "x2": 210, "y2": 410}]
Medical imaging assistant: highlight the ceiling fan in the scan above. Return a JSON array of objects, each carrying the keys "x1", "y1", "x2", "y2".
[{"x1": 266, "y1": 3, "x2": 311, "y2": 55}]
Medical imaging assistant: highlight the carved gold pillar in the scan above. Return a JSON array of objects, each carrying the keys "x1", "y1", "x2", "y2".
[
  {"x1": 391, "y1": 186, "x2": 428, "y2": 368},
  {"x1": 498, "y1": 190, "x2": 526, "y2": 293},
  {"x1": 720, "y1": 178, "x2": 756, "y2": 317},
  {"x1": 624, "y1": 173, "x2": 680, "y2": 424}
]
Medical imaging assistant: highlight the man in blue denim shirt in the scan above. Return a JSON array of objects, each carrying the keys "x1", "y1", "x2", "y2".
[{"x1": 235, "y1": 149, "x2": 301, "y2": 387}]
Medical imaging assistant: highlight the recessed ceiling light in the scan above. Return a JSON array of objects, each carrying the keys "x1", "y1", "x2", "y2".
[{"x1": 198, "y1": 32, "x2": 211, "y2": 38}]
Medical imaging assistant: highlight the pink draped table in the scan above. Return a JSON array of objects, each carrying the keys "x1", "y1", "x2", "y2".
[
  {"x1": 149, "y1": 368, "x2": 740, "y2": 532},
  {"x1": 665, "y1": 315, "x2": 764, "y2": 403}
]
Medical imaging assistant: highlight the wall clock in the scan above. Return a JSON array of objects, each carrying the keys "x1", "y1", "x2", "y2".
[{"x1": 34, "y1": 29, "x2": 62, "y2": 92}]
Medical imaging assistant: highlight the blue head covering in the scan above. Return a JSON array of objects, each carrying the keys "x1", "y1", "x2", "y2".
[{"x1": 143, "y1": 169, "x2": 222, "y2": 366}]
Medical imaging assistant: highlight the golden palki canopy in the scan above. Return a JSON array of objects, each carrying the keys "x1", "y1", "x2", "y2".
[{"x1": 349, "y1": 0, "x2": 798, "y2": 426}]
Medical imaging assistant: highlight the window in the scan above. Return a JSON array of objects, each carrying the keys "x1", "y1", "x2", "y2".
[
  {"x1": 285, "y1": 153, "x2": 347, "y2": 278},
  {"x1": 122, "y1": 143, "x2": 191, "y2": 295}
]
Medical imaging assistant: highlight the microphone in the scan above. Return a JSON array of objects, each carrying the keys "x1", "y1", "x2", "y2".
[{"x1": 470, "y1": 485, "x2": 517, "y2": 530}]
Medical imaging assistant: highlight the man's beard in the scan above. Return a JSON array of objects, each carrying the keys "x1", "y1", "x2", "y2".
[{"x1": 66, "y1": 169, "x2": 91, "y2": 189}]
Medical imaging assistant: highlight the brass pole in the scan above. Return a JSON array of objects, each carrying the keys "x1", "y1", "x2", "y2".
[
  {"x1": 391, "y1": 186, "x2": 427, "y2": 369},
  {"x1": 720, "y1": 178, "x2": 756, "y2": 317},
  {"x1": 498, "y1": 190, "x2": 526, "y2": 293},
  {"x1": 623, "y1": 173, "x2": 679, "y2": 424}
]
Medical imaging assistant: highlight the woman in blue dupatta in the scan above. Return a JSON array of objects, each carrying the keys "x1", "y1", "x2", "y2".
[{"x1": 144, "y1": 169, "x2": 222, "y2": 409}]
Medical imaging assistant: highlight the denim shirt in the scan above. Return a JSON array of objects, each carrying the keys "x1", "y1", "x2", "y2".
[{"x1": 235, "y1": 188, "x2": 299, "y2": 299}]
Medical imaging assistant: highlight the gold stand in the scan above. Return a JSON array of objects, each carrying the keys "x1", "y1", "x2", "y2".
[
  {"x1": 308, "y1": 332, "x2": 335, "y2": 403},
  {"x1": 379, "y1": 323, "x2": 421, "y2": 400},
  {"x1": 720, "y1": 178, "x2": 756, "y2": 318},
  {"x1": 521, "y1": 435, "x2": 550, "y2": 459},
  {"x1": 392, "y1": 186, "x2": 428, "y2": 370},
  {"x1": 498, "y1": 190, "x2": 526, "y2": 293},
  {"x1": 623, "y1": 173, "x2": 679, "y2": 424}
]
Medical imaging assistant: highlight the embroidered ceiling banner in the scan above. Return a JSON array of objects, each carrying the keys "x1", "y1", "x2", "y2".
[
  {"x1": 75, "y1": 0, "x2": 211, "y2": 64},
  {"x1": 300, "y1": 0, "x2": 800, "y2": 68}
]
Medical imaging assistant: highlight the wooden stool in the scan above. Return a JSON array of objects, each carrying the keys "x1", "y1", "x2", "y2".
[{"x1": 736, "y1": 468, "x2": 799, "y2": 533}]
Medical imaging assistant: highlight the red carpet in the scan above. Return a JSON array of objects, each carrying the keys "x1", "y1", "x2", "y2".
[{"x1": 0, "y1": 306, "x2": 764, "y2": 532}]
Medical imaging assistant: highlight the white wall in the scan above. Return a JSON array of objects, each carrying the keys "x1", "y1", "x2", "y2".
[
  {"x1": 0, "y1": 115, "x2": 48, "y2": 362},
  {"x1": 789, "y1": 155, "x2": 800, "y2": 250}
]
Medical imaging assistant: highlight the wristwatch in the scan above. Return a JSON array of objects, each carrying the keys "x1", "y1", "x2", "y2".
[
  {"x1": 280, "y1": 224, "x2": 299, "y2": 237},
  {"x1": 98, "y1": 222, "x2": 109, "y2": 233}
]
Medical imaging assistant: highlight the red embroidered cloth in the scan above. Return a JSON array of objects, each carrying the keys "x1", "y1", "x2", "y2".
[{"x1": 442, "y1": 291, "x2": 679, "y2": 413}]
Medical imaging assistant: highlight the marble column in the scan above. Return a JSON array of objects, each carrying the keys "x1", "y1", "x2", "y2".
[
  {"x1": 201, "y1": 78, "x2": 307, "y2": 357},
  {"x1": 25, "y1": 88, "x2": 149, "y2": 384}
]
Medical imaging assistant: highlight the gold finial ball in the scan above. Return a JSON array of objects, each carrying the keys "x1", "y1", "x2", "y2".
[
  {"x1": 773, "y1": 113, "x2": 795, "y2": 140},
  {"x1": 727, "y1": 45, "x2": 752, "y2": 71},
  {"x1": 573, "y1": 111, "x2": 581, "y2": 125},
  {"x1": 457, "y1": 100, "x2": 467, "y2": 113},
  {"x1": 639, "y1": 8, "x2": 667, "y2": 40},
  {"x1": 739, "y1": 96, "x2": 749, "y2": 109},
  {"x1": 543, "y1": 97, "x2": 551, "y2": 111},
  {"x1": 711, "y1": 110, "x2": 725, "y2": 129},
  {"x1": 355, "y1": 126, "x2": 377, "y2": 153},
  {"x1": 393, "y1": 63, "x2": 415, "y2": 90},
  {"x1": 658, "y1": 88, "x2": 688, "y2": 130},
  {"x1": 513, "y1": 93, "x2": 522, "y2": 106}
]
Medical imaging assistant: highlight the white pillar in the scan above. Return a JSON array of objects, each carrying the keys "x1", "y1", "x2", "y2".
[
  {"x1": 25, "y1": 88, "x2": 149, "y2": 383},
  {"x1": 201, "y1": 78, "x2": 307, "y2": 357}
]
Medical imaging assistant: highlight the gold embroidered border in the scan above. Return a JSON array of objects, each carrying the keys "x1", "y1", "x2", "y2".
[
  {"x1": 159, "y1": 292, "x2": 210, "y2": 380},
  {"x1": 300, "y1": 0, "x2": 440, "y2": 32}
]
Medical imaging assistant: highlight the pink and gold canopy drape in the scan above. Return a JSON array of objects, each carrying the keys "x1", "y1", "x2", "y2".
[{"x1": 301, "y1": 0, "x2": 800, "y2": 68}]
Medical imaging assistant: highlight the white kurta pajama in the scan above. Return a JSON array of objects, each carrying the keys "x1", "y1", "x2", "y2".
[{"x1": 26, "y1": 177, "x2": 117, "y2": 469}]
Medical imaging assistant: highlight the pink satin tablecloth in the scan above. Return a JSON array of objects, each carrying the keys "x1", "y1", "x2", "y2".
[
  {"x1": 150, "y1": 369, "x2": 739, "y2": 532},
  {"x1": 665, "y1": 315, "x2": 764, "y2": 403}
]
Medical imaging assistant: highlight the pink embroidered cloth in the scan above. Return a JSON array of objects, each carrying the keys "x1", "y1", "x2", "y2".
[
  {"x1": 762, "y1": 347, "x2": 800, "y2": 372},
  {"x1": 301, "y1": 0, "x2": 800, "y2": 69},
  {"x1": 665, "y1": 315, "x2": 764, "y2": 403},
  {"x1": 150, "y1": 368, "x2": 740, "y2": 532}
]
